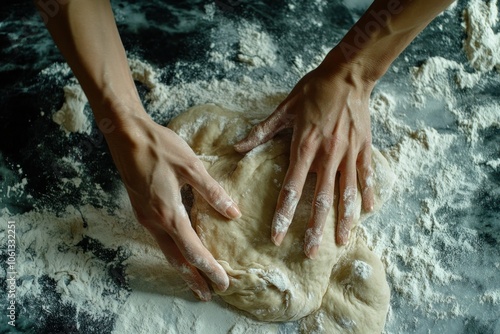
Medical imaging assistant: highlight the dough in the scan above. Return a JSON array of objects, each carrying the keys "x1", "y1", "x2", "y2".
[
  {"x1": 168, "y1": 103, "x2": 394, "y2": 332},
  {"x1": 300, "y1": 236, "x2": 391, "y2": 333}
]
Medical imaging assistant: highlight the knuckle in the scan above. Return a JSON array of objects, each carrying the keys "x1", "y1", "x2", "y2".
[
  {"x1": 315, "y1": 193, "x2": 333, "y2": 212},
  {"x1": 181, "y1": 158, "x2": 204, "y2": 179},
  {"x1": 186, "y1": 253, "x2": 211, "y2": 272},
  {"x1": 158, "y1": 218, "x2": 175, "y2": 234},
  {"x1": 306, "y1": 226, "x2": 323, "y2": 239},
  {"x1": 305, "y1": 226, "x2": 323, "y2": 247},
  {"x1": 298, "y1": 137, "x2": 316, "y2": 156},
  {"x1": 330, "y1": 134, "x2": 345, "y2": 148},
  {"x1": 206, "y1": 182, "x2": 225, "y2": 204},
  {"x1": 282, "y1": 184, "x2": 301, "y2": 203},
  {"x1": 359, "y1": 157, "x2": 372, "y2": 169},
  {"x1": 278, "y1": 184, "x2": 301, "y2": 216},
  {"x1": 358, "y1": 162, "x2": 374, "y2": 187},
  {"x1": 250, "y1": 124, "x2": 265, "y2": 141}
]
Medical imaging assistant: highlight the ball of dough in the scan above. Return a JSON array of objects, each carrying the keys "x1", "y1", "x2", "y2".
[{"x1": 168, "y1": 103, "x2": 393, "y2": 330}]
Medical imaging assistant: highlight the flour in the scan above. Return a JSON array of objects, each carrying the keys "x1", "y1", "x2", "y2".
[
  {"x1": 1, "y1": 193, "x2": 280, "y2": 333},
  {"x1": 52, "y1": 84, "x2": 92, "y2": 135},
  {"x1": 455, "y1": 103, "x2": 500, "y2": 143},
  {"x1": 480, "y1": 290, "x2": 500, "y2": 305},
  {"x1": 410, "y1": 56, "x2": 481, "y2": 108},
  {"x1": 248, "y1": 268, "x2": 292, "y2": 294},
  {"x1": 364, "y1": 79, "x2": 499, "y2": 331},
  {"x1": 351, "y1": 260, "x2": 372, "y2": 280},
  {"x1": 128, "y1": 58, "x2": 281, "y2": 117},
  {"x1": 205, "y1": 18, "x2": 277, "y2": 71},
  {"x1": 50, "y1": 58, "x2": 282, "y2": 137},
  {"x1": 1, "y1": 203, "x2": 132, "y2": 320},
  {"x1": 411, "y1": 0, "x2": 500, "y2": 109},
  {"x1": 362, "y1": 5, "x2": 500, "y2": 321},
  {"x1": 5, "y1": 177, "x2": 28, "y2": 199},
  {"x1": 486, "y1": 158, "x2": 500, "y2": 170},
  {"x1": 237, "y1": 21, "x2": 277, "y2": 68},
  {"x1": 342, "y1": 186, "x2": 357, "y2": 218},
  {"x1": 463, "y1": 0, "x2": 500, "y2": 72},
  {"x1": 209, "y1": 49, "x2": 236, "y2": 71}
]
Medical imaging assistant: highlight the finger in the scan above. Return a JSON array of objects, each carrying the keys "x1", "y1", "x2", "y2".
[
  {"x1": 234, "y1": 106, "x2": 291, "y2": 153},
  {"x1": 272, "y1": 135, "x2": 316, "y2": 246},
  {"x1": 304, "y1": 164, "x2": 336, "y2": 259},
  {"x1": 183, "y1": 159, "x2": 241, "y2": 219},
  {"x1": 337, "y1": 153, "x2": 358, "y2": 246},
  {"x1": 150, "y1": 227, "x2": 213, "y2": 301},
  {"x1": 357, "y1": 145, "x2": 374, "y2": 213},
  {"x1": 167, "y1": 204, "x2": 230, "y2": 292}
]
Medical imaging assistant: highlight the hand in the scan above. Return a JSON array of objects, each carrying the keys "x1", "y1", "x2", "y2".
[
  {"x1": 105, "y1": 111, "x2": 241, "y2": 301},
  {"x1": 235, "y1": 63, "x2": 375, "y2": 258}
]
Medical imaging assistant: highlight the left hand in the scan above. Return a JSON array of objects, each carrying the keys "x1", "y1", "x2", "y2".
[{"x1": 234, "y1": 63, "x2": 375, "y2": 258}]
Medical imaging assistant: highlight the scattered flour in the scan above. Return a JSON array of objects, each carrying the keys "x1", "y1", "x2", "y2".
[
  {"x1": 1, "y1": 203, "x2": 132, "y2": 319},
  {"x1": 486, "y1": 158, "x2": 500, "y2": 170},
  {"x1": 52, "y1": 84, "x2": 92, "y2": 135},
  {"x1": 454, "y1": 103, "x2": 500, "y2": 143},
  {"x1": 1, "y1": 192, "x2": 281, "y2": 333},
  {"x1": 410, "y1": 56, "x2": 481, "y2": 108},
  {"x1": 128, "y1": 58, "x2": 281, "y2": 116},
  {"x1": 480, "y1": 290, "x2": 500, "y2": 305},
  {"x1": 411, "y1": 0, "x2": 500, "y2": 111},
  {"x1": 237, "y1": 21, "x2": 277, "y2": 68},
  {"x1": 50, "y1": 58, "x2": 282, "y2": 137},
  {"x1": 351, "y1": 260, "x2": 372, "y2": 280},
  {"x1": 205, "y1": 18, "x2": 278, "y2": 71},
  {"x1": 369, "y1": 91, "x2": 411, "y2": 140},
  {"x1": 462, "y1": 0, "x2": 500, "y2": 72}
]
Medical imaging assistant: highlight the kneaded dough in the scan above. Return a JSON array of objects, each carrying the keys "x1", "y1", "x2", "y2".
[
  {"x1": 300, "y1": 236, "x2": 391, "y2": 333},
  {"x1": 168, "y1": 103, "x2": 394, "y2": 332}
]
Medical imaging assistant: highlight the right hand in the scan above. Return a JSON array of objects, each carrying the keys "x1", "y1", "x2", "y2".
[
  {"x1": 234, "y1": 63, "x2": 375, "y2": 257},
  {"x1": 104, "y1": 111, "x2": 241, "y2": 301}
]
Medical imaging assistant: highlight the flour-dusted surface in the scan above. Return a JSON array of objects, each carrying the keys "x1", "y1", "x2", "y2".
[{"x1": 0, "y1": 0, "x2": 499, "y2": 333}]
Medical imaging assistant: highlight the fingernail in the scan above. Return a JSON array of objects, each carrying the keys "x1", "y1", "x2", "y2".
[
  {"x1": 213, "y1": 264, "x2": 230, "y2": 292},
  {"x1": 272, "y1": 232, "x2": 285, "y2": 246},
  {"x1": 304, "y1": 228, "x2": 322, "y2": 259},
  {"x1": 194, "y1": 289, "x2": 211, "y2": 302},
  {"x1": 215, "y1": 283, "x2": 227, "y2": 292},
  {"x1": 226, "y1": 204, "x2": 241, "y2": 219},
  {"x1": 272, "y1": 213, "x2": 290, "y2": 246},
  {"x1": 305, "y1": 244, "x2": 319, "y2": 259},
  {"x1": 215, "y1": 277, "x2": 230, "y2": 292}
]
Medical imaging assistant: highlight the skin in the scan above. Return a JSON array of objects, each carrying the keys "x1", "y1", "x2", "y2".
[
  {"x1": 234, "y1": 0, "x2": 456, "y2": 257},
  {"x1": 36, "y1": 0, "x2": 455, "y2": 298},
  {"x1": 35, "y1": 0, "x2": 240, "y2": 301}
]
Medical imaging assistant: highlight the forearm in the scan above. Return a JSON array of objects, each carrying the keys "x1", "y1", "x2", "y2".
[
  {"x1": 322, "y1": 0, "x2": 456, "y2": 82},
  {"x1": 36, "y1": 0, "x2": 145, "y2": 131}
]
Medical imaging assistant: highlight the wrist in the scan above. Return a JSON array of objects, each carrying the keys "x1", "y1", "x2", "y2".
[
  {"x1": 319, "y1": 40, "x2": 391, "y2": 85},
  {"x1": 319, "y1": 0, "x2": 408, "y2": 83},
  {"x1": 316, "y1": 48, "x2": 380, "y2": 89},
  {"x1": 91, "y1": 95, "x2": 151, "y2": 141}
]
